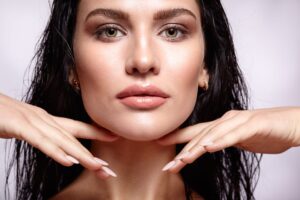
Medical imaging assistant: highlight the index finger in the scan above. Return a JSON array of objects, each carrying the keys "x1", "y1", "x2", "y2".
[
  {"x1": 155, "y1": 121, "x2": 213, "y2": 145},
  {"x1": 52, "y1": 116, "x2": 119, "y2": 141}
]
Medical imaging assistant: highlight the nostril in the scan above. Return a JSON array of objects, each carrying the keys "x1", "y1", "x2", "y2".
[{"x1": 125, "y1": 59, "x2": 160, "y2": 75}]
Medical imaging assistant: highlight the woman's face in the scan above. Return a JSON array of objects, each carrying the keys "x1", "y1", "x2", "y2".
[{"x1": 73, "y1": 0, "x2": 208, "y2": 141}]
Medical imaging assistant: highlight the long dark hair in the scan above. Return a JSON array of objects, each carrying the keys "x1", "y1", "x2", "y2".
[{"x1": 6, "y1": 0, "x2": 262, "y2": 199}]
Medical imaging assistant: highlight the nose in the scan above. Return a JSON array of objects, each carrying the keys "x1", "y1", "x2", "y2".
[{"x1": 125, "y1": 34, "x2": 160, "y2": 76}]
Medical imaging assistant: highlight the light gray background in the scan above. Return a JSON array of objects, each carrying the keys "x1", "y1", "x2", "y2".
[{"x1": 0, "y1": 0, "x2": 299, "y2": 199}]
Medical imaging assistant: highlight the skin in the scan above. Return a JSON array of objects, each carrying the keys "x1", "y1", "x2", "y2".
[
  {"x1": 72, "y1": 0, "x2": 208, "y2": 141},
  {"x1": 64, "y1": 0, "x2": 207, "y2": 199},
  {"x1": 0, "y1": 0, "x2": 300, "y2": 199}
]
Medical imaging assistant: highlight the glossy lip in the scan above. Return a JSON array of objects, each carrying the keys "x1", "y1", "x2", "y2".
[
  {"x1": 116, "y1": 84, "x2": 170, "y2": 109},
  {"x1": 116, "y1": 84, "x2": 170, "y2": 99}
]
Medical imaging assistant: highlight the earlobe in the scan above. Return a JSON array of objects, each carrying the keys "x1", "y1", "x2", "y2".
[
  {"x1": 69, "y1": 68, "x2": 81, "y2": 92},
  {"x1": 198, "y1": 68, "x2": 209, "y2": 91}
]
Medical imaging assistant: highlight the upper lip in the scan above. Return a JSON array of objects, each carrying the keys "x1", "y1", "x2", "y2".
[{"x1": 116, "y1": 84, "x2": 170, "y2": 99}]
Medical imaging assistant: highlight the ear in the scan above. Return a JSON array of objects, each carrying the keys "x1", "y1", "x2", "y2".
[
  {"x1": 198, "y1": 67, "x2": 209, "y2": 90},
  {"x1": 68, "y1": 68, "x2": 81, "y2": 91},
  {"x1": 68, "y1": 68, "x2": 79, "y2": 84}
]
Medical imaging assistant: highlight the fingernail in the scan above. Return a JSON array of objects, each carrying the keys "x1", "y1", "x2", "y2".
[
  {"x1": 65, "y1": 155, "x2": 79, "y2": 164},
  {"x1": 102, "y1": 166, "x2": 117, "y2": 177},
  {"x1": 162, "y1": 160, "x2": 177, "y2": 171},
  {"x1": 94, "y1": 157, "x2": 109, "y2": 166},
  {"x1": 175, "y1": 151, "x2": 190, "y2": 160}
]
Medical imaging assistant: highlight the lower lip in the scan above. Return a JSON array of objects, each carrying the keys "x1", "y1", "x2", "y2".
[{"x1": 118, "y1": 96, "x2": 167, "y2": 109}]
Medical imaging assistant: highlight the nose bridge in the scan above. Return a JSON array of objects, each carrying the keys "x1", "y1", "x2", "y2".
[
  {"x1": 126, "y1": 26, "x2": 159, "y2": 75},
  {"x1": 135, "y1": 32, "x2": 153, "y2": 66}
]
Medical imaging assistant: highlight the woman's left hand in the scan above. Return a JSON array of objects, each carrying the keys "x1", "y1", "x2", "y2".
[{"x1": 157, "y1": 107, "x2": 300, "y2": 173}]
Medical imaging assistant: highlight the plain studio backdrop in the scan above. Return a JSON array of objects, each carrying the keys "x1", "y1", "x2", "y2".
[{"x1": 0, "y1": 0, "x2": 299, "y2": 199}]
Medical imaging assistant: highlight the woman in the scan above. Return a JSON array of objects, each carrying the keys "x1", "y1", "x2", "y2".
[{"x1": 1, "y1": 0, "x2": 300, "y2": 199}]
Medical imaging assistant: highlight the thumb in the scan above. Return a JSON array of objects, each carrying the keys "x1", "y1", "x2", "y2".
[{"x1": 52, "y1": 116, "x2": 120, "y2": 142}]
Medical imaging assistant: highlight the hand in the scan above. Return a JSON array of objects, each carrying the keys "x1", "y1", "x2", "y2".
[
  {"x1": 158, "y1": 107, "x2": 300, "y2": 173},
  {"x1": 0, "y1": 93, "x2": 119, "y2": 177}
]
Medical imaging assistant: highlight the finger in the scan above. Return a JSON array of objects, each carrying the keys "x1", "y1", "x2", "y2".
[
  {"x1": 23, "y1": 116, "x2": 107, "y2": 171},
  {"x1": 162, "y1": 147, "x2": 206, "y2": 174},
  {"x1": 95, "y1": 169, "x2": 111, "y2": 180},
  {"x1": 168, "y1": 160, "x2": 187, "y2": 173},
  {"x1": 188, "y1": 113, "x2": 251, "y2": 154},
  {"x1": 156, "y1": 121, "x2": 214, "y2": 145},
  {"x1": 20, "y1": 125, "x2": 75, "y2": 167},
  {"x1": 172, "y1": 114, "x2": 244, "y2": 165},
  {"x1": 204, "y1": 122, "x2": 257, "y2": 153},
  {"x1": 52, "y1": 116, "x2": 119, "y2": 141},
  {"x1": 177, "y1": 111, "x2": 247, "y2": 156},
  {"x1": 172, "y1": 121, "x2": 221, "y2": 159},
  {"x1": 177, "y1": 145, "x2": 207, "y2": 167},
  {"x1": 26, "y1": 113, "x2": 96, "y2": 158},
  {"x1": 29, "y1": 110, "x2": 93, "y2": 153}
]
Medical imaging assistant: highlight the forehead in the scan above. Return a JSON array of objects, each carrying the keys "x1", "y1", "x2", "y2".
[{"x1": 77, "y1": 0, "x2": 201, "y2": 21}]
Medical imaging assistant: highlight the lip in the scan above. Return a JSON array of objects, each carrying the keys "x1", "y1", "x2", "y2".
[{"x1": 116, "y1": 84, "x2": 170, "y2": 109}]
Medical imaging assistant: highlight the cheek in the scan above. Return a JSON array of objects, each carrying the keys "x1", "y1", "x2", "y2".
[
  {"x1": 164, "y1": 41, "x2": 204, "y2": 98},
  {"x1": 74, "y1": 41, "x2": 126, "y2": 101},
  {"x1": 73, "y1": 41, "x2": 127, "y2": 123}
]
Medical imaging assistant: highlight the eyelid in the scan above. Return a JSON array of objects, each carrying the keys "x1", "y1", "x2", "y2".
[
  {"x1": 158, "y1": 23, "x2": 189, "y2": 41},
  {"x1": 94, "y1": 24, "x2": 127, "y2": 40},
  {"x1": 93, "y1": 23, "x2": 189, "y2": 42}
]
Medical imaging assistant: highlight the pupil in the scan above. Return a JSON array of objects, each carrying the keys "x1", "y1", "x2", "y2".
[
  {"x1": 107, "y1": 28, "x2": 116, "y2": 36},
  {"x1": 168, "y1": 28, "x2": 176, "y2": 36}
]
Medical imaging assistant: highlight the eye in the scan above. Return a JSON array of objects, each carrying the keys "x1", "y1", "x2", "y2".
[
  {"x1": 94, "y1": 24, "x2": 125, "y2": 41},
  {"x1": 159, "y1": 24, "x2": 188, "y2": 41}
]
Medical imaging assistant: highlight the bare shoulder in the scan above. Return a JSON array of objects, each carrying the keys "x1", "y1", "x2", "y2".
[
  {"x1": 49, "y1": 186, "x2": 79, "y2": 200},
  {"x1": 191, "y1": 191, "x2": 205, "y2": 200},
  {"x1": 49, "y1": 179, "x2": 105, "y2": 200},
  {"x1": 49, "y1": 182, "x2": 95, "y2": 200}
]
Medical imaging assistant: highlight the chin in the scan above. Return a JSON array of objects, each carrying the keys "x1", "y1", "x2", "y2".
[{"x1": 106, "y1": 125, "x2": 175, "y2": 142}]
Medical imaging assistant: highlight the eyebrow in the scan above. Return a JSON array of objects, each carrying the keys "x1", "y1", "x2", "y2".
[{"x1": 85, "y1": 8, "x2": 197, "y2": 22}]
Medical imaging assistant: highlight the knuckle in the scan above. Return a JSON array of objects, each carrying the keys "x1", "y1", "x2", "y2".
[
  {"x1": 209, "y1": 126, "x2": 222, "y2": 135},
  {"x1": 223, "y1": 110, "x2": 238, "y2": 118},
  {"x1": 47, "y1": 145, "x2": 62, "y2": 156},
  {"x1": 31, "y1": 134, "x2": 47, "y2": 149},
  {"x1": 183, "y1": 156, "x2": 196, "y2": 164},
  {"x1": 32, "y1": 106, "x2": 48, "y2": 115}
]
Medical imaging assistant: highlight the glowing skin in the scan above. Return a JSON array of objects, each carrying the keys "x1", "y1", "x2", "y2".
[
  {"x1": 59, "y1": 0, "x2": 208, "y2": 199},
  {"x1": 73, "y1": 0, "x2": 208, "y2": 141}
]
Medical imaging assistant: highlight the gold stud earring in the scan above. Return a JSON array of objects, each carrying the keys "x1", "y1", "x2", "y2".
[
  {"x1": 203, "y1": 80, "x2": 209, "y2": 91},
  {"x1": 72, "y1": 79, "x2": 80, "y2": 91}
]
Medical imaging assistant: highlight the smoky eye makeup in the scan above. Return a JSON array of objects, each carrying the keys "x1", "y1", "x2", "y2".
[
  {"x1": 84, "y1": 14, "x2": 198, "y2": 42},
  {"x1": 89, "y1": 22, "x2": 193, "y2": 43}
]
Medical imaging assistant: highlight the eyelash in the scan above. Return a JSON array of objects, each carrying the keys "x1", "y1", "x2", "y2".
[{"x1": 94, "y1": 24, "x2": 189, "y2": 42}]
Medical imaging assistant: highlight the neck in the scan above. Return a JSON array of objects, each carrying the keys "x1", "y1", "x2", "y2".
[{"x1": 80, "y1": 138, "x2": 186, "y2": 200}]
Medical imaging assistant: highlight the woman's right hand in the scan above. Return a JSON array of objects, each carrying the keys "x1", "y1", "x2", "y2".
[{"x1": 0, "y1": 93, "x2": 119, "y2": 177}]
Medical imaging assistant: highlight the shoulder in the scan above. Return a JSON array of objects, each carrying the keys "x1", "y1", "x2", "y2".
[
  {"x1": 191, "y1": 191, "x2": 205, "y2": 200},
  {"x1": 49, "y1": 181, "x2": 96, "y2": 200}
]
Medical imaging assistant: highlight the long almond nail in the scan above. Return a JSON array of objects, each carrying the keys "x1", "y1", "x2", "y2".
[
  {"x1": 65, "y1": 155, "x2": 79, "y2": 164},
  {"x1": 162, "y1": 160, "x2": 177, "y2": 171},
  {"x1": 102, "y1": 166, "x2": 117, "y2": 177},
  {"x1": 94, "y1": 157, "x2": 109, "y2": 166}
]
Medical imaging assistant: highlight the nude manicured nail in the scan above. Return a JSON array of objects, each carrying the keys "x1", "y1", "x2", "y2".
[
  {"x1": 94, "y1": 157, "x2": 109, "y2": 166},
  {"x1": 65, "y1": 155, "x2": 79, "y2": 164},
  {"x1": 102, "y1": 166, "x2": 117, "y2": 177},
  {"x1": 162, "y1": 160, "x2": 177, "y2": 171}
]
